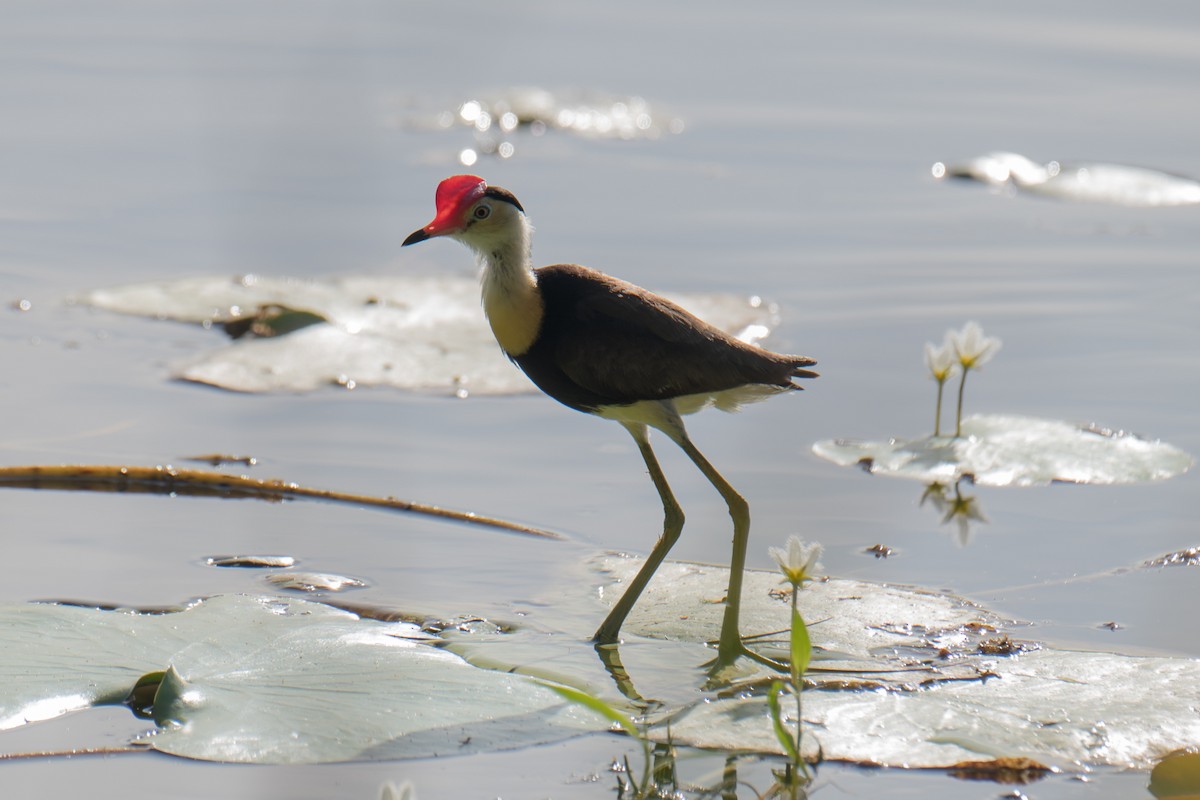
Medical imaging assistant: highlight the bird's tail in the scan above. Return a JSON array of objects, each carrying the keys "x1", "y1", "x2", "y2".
[{"x1": 789, "y1": 355, "x2": 819, "y2": 382}]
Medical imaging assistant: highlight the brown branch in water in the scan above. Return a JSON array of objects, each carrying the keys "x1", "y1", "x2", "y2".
[
  {"x1": 0, "y1": 464, "x2": 562, "y2": 540},
  {"x1": 0, "y1": 745, "x2": 145, "y2": 761}
]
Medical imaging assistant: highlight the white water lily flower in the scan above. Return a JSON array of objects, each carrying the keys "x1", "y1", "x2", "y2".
[
  {"x1": 925, "y1": 332, "x2": 960, "y2": 436},
  {"x1": 769, "y1": 535, "x2": 823, "y2": 588},
  {"x1": 951, "y1": 321, "x2": 1002, "y2": 370},
  {"x1": 946, "y1": 321, "x2": 1003, "y2": 436},
  {"x1": 924, "y1": 339, "x2": 959, "y2": 382},
  {"x1": 925, "y1": 329, "x2": 961, "y2": 382}
]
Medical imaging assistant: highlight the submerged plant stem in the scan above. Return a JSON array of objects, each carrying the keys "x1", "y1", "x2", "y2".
[
  {"x1": 0, "y1": 464, "x2": 562, "y2": 540},
  {"x1": 0, "y1": 746, "x2": 144, "y2": 761}
]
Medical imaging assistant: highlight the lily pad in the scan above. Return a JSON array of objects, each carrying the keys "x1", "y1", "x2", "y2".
[
  {"x1": 811, "y1": 414, "x2": 1193, "y2": 486},
  {"x1": 3, "y1": 560, "x2": 1197, "y2": 770},
  {"x1": 263, "y1": 570, "x2": 367, "y2": 592},
  {"x1": 594, "y1": 555, "x2": 1200, "y2": 770},
  {"x1": 661, "y1": 647, "x2": 1200, "y2": 770},
  {"x1": 206, "y1": 554, "x2": 296, "y2": 569},
  {"x1": 417, "y1": 87, "x2": 685, "y2": 142},
  {"x1": 0, "y1": 594, "x2": 595, "y2": 763},
  {"x1": 934, "y1": 152, "x2": 1200, "y2": 207},
  {"x1": 79, "y1": 274, "x2": 777, "y2": 395}
]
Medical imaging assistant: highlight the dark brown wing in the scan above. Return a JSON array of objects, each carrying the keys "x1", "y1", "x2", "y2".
[{"x1": 530, "y1": 264, "x2": 815, "y2": 407}]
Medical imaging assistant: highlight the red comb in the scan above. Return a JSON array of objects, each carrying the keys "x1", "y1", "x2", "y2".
[
  {"x1": 421, "y1": 174, "x2": 487, "y2": 235},
  {"x1": 436, "y1": 175, "x2": 486, "y2": 209}
]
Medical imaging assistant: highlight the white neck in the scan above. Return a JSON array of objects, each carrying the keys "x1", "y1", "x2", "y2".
[{"x1": 458, "y1": 211, "x2": 544, "y2": 357}]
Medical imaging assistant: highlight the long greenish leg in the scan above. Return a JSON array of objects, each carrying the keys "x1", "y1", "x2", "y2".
[
  {"x1": 673, "y1": 434, "x2": 751, "y2": 670},
  {"x1": 593, "y1": 423, "x2": 685, "y2": 645}
]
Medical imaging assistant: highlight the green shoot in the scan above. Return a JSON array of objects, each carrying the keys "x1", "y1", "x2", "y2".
[{"x1": 543, "y1": 682, "x2": 652, "y2": 798}]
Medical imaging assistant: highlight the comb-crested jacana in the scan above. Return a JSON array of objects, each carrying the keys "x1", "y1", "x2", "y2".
[{"x1": 403, "y1": 175, "x2": 816, "y2": 666}]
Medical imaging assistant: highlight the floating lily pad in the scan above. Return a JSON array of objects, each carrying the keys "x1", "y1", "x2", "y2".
[
  {"x1": 594, "y1": 555, "x2": 1200, "y2": 770},
  {"x1": 0, "y1": 594, "x2": 595, "y2": 763},
  {"x1": 935, "y1": 152, "x2": 1200, "y2": 206},
  {"x1": 395, "y1": 87, "x2": 683, "y2": 164},
  {"x1": 206, "y1": 554, "x2": 296, "y2": 569},
  {"x1": 1145, "y1": 548, "x2": 1200, "y2": 568},
  {"x1": 660, "y1": 647, "x2": 1200, "y2": 770},
  {"x1": 400, "y1": 87, "x2": 684, "y2": 142},
  {"x1": 3, "y1": 561, "x2": 1198, "y2": 770},
  {"x1": 79, "y1": 274, "x2": 776, "y2": 395},
  {"x1": 264, "y1": 570, "x2": 367, "y2": 592},
  {"x1": 811, "y1": 414, "x2": 1193, "y2": 487}
]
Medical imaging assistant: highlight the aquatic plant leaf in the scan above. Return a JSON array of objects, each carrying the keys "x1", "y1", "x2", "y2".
[
  {"x1": 811, "y1": 414, "x2": 1193, "y2": 487},
  {"x1": 541, "y1": 683, "x2": 641, "y2": 742},
  {"x1": 936, "y1": 152, "x2": 1200, "y2": 206},
  {"x1": 0, "y1": 595, "x2": 596, "y2": 763},
  {"x1": 5, "y1": 562, "x2": 1196, "y2": 770},
  {"x1": 662, "y1": 648, "x2": 1200, "y2": 770},
  {"x1": 206, "y1": 554, "x2": 296, "y2": 569},
  {"x1": 79, "y1": 274, "x2": 775, "y2": 395},
  {"x1": 790, "y1": 607, "x2": 811, "y2": 679},
  {"x1": 594, "y1": 554, "x2": 1000, "y2": 668},
  {"x1": 595, "y1": 555, "x2": 1200, "y2": 770},
  {"x1": 767, "y1": 681, "x2": 800, "y2": 764},
  {"x1": 0, "y1": 601, "x2": 201, "y2": 730},
  {"x1": 263, "y1": 570, "x2": 367, "y2": 592}
]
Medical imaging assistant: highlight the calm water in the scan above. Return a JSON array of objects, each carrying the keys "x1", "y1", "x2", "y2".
[{"x1": 3, "y1": 1, "x2": 1198, "y2": 797}]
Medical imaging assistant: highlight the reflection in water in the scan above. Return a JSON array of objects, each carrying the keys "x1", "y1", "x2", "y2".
[
  {"x1": 921, "y1": 479, "x2": 986, "y2": 545},
  {"x1": 609, "y1": 748, "x2": 812, "y2": 800},
  {"x1": 593, "y1": 641, "x2": 652, "y2": 708}
]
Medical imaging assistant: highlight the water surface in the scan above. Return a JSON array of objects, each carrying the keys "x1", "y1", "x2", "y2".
[{"x1": 2, "y1": 1, "x2": 1198, "y2": 797}]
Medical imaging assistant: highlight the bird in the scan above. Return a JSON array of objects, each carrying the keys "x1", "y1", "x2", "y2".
[{"x1": 402, "y1": 175, "x2": 817, "y2": 668}]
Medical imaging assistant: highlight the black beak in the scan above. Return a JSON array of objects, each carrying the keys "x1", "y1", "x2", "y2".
[{"x1": 402, "y1": 228, "x2": 430, "y2": 247}]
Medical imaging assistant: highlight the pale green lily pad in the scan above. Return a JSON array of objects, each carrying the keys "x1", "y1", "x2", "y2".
[
  {"x1": 6, "y1": 563, "x2": 1197, "y2": 770},
  {"x1": 811, "y1": 414, "x2": 1193, "y2": 487},
  {"x1": 592, "y1": 555, "x2": 991, "y2": 665},
  {"x1": 936, "y1": 152, "x2": 1200, "y2": 206},
  {"x1": 404, "y1": 87, "x2": 684, "y2": 142},
  {"x1": 79, "y1": 274, "x2": 776, "y2": 395},
  {"x1": 0, "y1": 594, "x2": 595, "y2": 763},
  {"x1": 263, "y1": 570, "x2": 368, "y2": 592},
  {"x1": 595, "y1": 555, "x2": 1200, "y2": 770},
  {"x1": 661, "y1": 648, "x2": 1200, "y2": 769}
]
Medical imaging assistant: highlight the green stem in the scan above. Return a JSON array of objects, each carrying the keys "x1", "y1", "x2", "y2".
[
  {"x1": 955, "y1": 368, "x2": 970, "y2": 437},
  {"x1": 934, "y1": 378, "x2": 945, "y2": 437}
]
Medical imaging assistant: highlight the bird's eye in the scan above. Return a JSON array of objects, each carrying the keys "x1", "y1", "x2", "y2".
[{"x1": 473, "y1": 204, "x2": 491, "y2": 220}]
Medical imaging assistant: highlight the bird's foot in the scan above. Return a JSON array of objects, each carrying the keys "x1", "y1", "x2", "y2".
[{"x1": 705, "y1": 636, "x2": 788, "y2": 681}]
